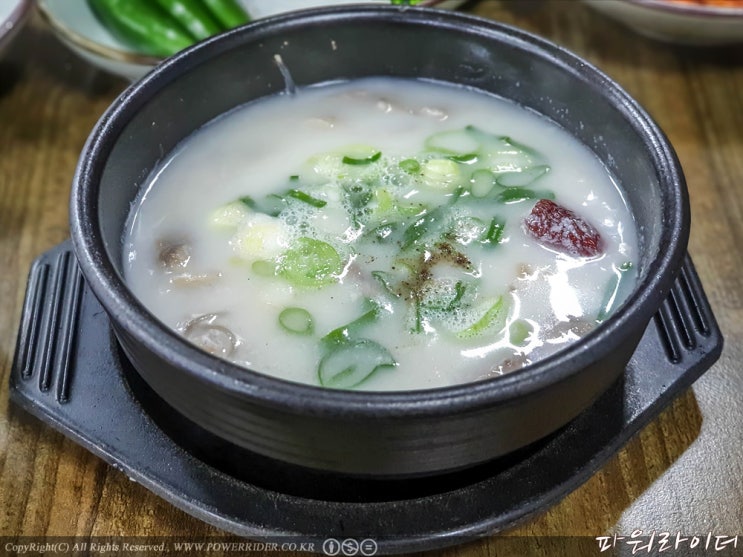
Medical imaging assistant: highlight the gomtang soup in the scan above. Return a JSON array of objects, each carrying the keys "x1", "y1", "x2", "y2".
[{"x1": 123, "y1": 78, "x2": 638, "y2": 391}]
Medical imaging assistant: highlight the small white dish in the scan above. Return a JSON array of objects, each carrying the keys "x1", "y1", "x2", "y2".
[
  {"x1": 37, "y1": 0, "x2": 468, "y2": 82},
  {"x1": 37, "y1": 0, "x2": 159, "y2": 81},
  {"x1": 584, "y1": 0, "x2": 743, "y2": 45},
  {"x1": 243, "y1": 0, "x2": 467, "y2": 19},
  {"x1": 0, "y1": 0, "x2": 31, "y2": 55}
]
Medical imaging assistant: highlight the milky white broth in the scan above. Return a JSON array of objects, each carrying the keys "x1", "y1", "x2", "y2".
[{"x1": 123, "y1": 78, "x2": 638, "y2": 391}]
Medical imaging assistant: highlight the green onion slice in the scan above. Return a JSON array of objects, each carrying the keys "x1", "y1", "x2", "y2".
[
  {"x1": 597, "y1": 262, "x2": 634, "y2": 322},
  {"x1": 469, "y1": 168, "x2": 497, "y2": 198},
  {"x1": 399, "y1": 158, "x2": 421, "y2": 174},
  {"x1": 425, "y1": 129, "x2": 481, "y2": 156},
  {"x1": 496, "y1": 187, "x2": 555, "y2": 204},
  {"x1": 509, "y1": 319, "x2": 533, "y2": 346},
  {"x1": 456, "y1": 296, "x2": 508, "y2": 339},
  {"x1": 287, "y1": 189, "x2": 327, "y2": 208},
  {"x1": 278, "y1": 237, "x2": 342, "y2": 287},
  {"x1": 481, "y1": 216, "x2": 506, "y2": 246},
  {"x1": 318, "y1": 339, "x2": 396, "y2": 389},
  {"x1": 322, "y1": 300, "x2": 381, "y2": 347},
  {"x1": 278, "y1": 307, "x2": 314, "y2": 335},
  {"x1": 251, "y1": 259, "x2": 277, "y2": 277},
  {"x1": 448, "y1": 153, "x2": 479, "y2": 164},
  {"x1": 238, "y1": 193, "x2": 284, "y2": 216},
  {"x1": 341, "y1": 145, "x2": 382, "y2": 165},
  {"x1": 496, "y1": 164, "x2": 550, "y2": 187}
]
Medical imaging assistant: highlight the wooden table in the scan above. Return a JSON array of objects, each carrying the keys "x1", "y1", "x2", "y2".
[{"x1": 1, "y1": 1, "x2": 741, "y2": 555}]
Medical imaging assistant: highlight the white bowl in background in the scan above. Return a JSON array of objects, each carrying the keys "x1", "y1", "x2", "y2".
[
  {"x1": 584, "y1": 0, "x2": 743, "y2": 45},
  {"x1": 243, "y1": 0, "x2": 467, "y2": 19},
  {"x1": 37, "y1": 0, "x2": 160, "y2": 81},
  {"x1": 36, "y1": 0, "x2": 468, "y2": 82},
  {"x1": 0, "y1": 0, "x2": 31, "y2": 55}
]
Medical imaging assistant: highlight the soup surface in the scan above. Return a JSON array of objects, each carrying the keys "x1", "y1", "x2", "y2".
[{"x1": 124, "y1": 78, "x2": 638, "y2": 391}]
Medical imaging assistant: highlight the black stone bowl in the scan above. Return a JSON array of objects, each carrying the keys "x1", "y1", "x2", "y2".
[{"x1": 69, "y1": 6, "x2": 689, "y2": 477}]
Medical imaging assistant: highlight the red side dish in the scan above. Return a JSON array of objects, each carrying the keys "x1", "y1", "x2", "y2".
[{"x1": 658, "y1": 0, "x2": 743, "y2": 6}]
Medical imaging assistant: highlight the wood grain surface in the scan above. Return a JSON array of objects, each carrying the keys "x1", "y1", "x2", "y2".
[{"x1": 1, "y1": 1, "x2": 741, "y2": 555}]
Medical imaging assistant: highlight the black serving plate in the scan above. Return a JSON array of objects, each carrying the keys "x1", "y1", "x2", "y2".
[{"x1": 9, "y1": 241, "x2": 722, "y2": 554}]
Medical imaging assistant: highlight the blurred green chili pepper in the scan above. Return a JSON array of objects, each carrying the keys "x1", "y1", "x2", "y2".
[
  {"x1": 89, "y1": 0, "x2": 251, "y2": 58},
  {"x1": 88, "y1": 0, "x2": 195, "y2": 57},
  {"x1": 200, "y1": 0, "x2": 251, "y2": 29},
  {"x1": 154, "y1": 0, "x2": 223, "y2": 40}
]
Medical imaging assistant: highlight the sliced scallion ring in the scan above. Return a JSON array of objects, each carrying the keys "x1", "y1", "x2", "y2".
[
  {"x1": 341, "y1": 145, "x2": 382, "y2": 166},
  {"x1": 425, "y1": 128, "x2": 481, "y2": 155},
  {"x1": 278, "y1": 237, "x2": 342, "y2": 287},
  {"x1": 399, "y1": 158, "x2": 421, "y2": 174},
  {"x1": 278, "y1": 307, "x2": 314, "y2": 335}
]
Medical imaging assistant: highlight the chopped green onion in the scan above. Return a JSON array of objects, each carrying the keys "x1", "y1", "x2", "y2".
[
  {"x1": 239, "y1": 195, "x2": 256, "y2": 209},
  {"x1": 421, "y1": 280, "x2": 468, "y2": 311},
  {"x1": 496, "y1": 187, "x2": 555, "y2": 204},
  {"x1": 455, "y1": 297, "x2": 508, "y2": 339},
  {"x1": 448, "y1": 153, "x2": 479, "y2": 164},
  {"x1": 364, "y1": 222, "x2": 401, "y2": 243},
  {"x1": 278, "y1": 237, "x2": 342, "y2": 287},
  {"x1": 238, "y1": 194, "x2": 285, "y2": 216},
  {"x1": 496, "y1": 164, "x2": 550, "y2": 187},
  {"x1": 465, "y1": 126, "x2": 548, "y2": 174},
  {"x1": 421, "y1": 158, "x2": 462, "y2": 192},
  {"x1": 278, "y1": 307, "x2": 314, "y2": 335},
  {"x1": 451, "y1": 281, "x2": 467, "y2": 308},
  {"x1": 262, "y1": 194, "x2": 286, "y2": 216},
  {"x1": 401, "y1": 210, "x2": 436, "y2": 250},
  {"x1": 597, "y1": 262, "x2": 634, "y2": 322},
  {"x1": 400, "y1": 187, "x2": 464, "y2": 250},
  {"x1": 343, "y1": 152, "x2": 382, "y2": 165},
  {"x1": 425, "y1": 128, "x2": 481, "y2": 156},
  {"x1": 470, "y1": 168, "x2": 497, "y2": 198},
  {"x1": 509, "y1": 319, "x2": 533, "y2": 346},
  {"x1": 251, "y1": 259, "x2": 276, "y2": 277},
  {"x1": 399, "y1": 158, "x2": 421, "y2": 174},
  {"x1": 371, "y1": 270, "x2": 399, "y2": 298},
  {"x1": 209, "y1": 201, "x2": 249, "y2": 230},
  {"x1": 343, "y1": 183, "x2": 373, "y2": 210},
  {"x1": 341, "y1": 145, "x2": 382, "y2": 166},
  {"x1": 412, "y1": 296, "x2": 424, "y2": 334},
  {"x1": 322, "y1": 300, "x2": 381, "y2": 347},
  {"x1": 287, "y1": 189, "x2": 327, "y2": 208},
  {"x1": 318, "y1": 339, "x2": 396, "y2": 389},
  {"x1": 500, "y1": 136, "x2": 545, "y2": 159},
  {"x1": 316, "y1": 299, "x2": 396, "y2": 388},
  {"x1": 481, "y1": 216, "x2": 506, "y2": 246}
]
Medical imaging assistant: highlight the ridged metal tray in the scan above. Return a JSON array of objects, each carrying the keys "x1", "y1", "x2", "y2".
[{"x1": 9, "y1": 241, "x2": 723, "y2": 554}]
